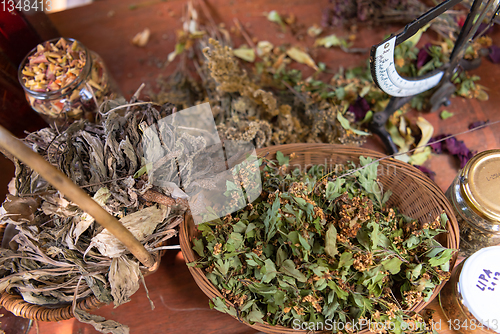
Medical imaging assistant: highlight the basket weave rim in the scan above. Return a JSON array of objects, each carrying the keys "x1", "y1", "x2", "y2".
[
  {"x1": 180, "y1": 143, "x2": 460, "y2": 334},
  {"x1": 0, "y1": 223, "x2": 165, "y2": 322}
]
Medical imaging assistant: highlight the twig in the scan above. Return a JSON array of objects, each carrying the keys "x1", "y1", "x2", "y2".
[
  {"x1": 71, "y1": 276, "x2": 84, "y2": 315},
  {"x1": 99, "y1": 101, "x2": 161, "y2": 116},
  {"x1": 150, "y1": 245, "x2": 181, "y2": 251},
  {"x1": 197, "y1": 0, "x2": 223, "y2": 42},
  {"x1": 233, "y1": 18, "x2": 256, "y2": 50},
  {"x1": 281, "y1": 80, "x2": 307, "y2": 104},
  {"x1": 141, "y1": 189, "x2": 189, "y2": 209},
  {"x1": 80, "y1": 175, "x2": 134, "y2": 189},
  {"x1": 18, "y1": 190, "x2": 57, "y2": 197},
  {"x1": 340, "y1": 46, "x2": 369, "y2": 54}
]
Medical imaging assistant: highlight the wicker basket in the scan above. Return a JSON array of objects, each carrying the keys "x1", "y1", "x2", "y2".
[
  {"x1": 180, "y1": 143, "x2": 460, "y2": 334},
  {"x1": 0, "y1": 223, "x2": 165, "y2": 322}
]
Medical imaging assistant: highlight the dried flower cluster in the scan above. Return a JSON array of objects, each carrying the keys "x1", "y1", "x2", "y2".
[{"x1": 156, "y1": 36, "x2": 370, "y2": 148}]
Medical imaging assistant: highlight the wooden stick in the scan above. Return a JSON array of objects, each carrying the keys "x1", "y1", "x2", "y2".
[
  {"x1": 233, "y1": 18, "x2": 256, "y2": 50},
  {"x1": 0, "y1": 125, "x2": 155, "y2": 268}
]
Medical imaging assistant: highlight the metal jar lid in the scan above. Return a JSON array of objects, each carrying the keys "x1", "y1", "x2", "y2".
[
  {"x1": 459, "y1": 246, "x2": 500, "y2": 333},
  {"x1": 460, "y1": 149, "x2": 500, "y2": 223}
]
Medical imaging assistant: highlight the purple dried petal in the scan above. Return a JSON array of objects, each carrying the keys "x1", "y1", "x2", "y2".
[
  {"x1": 415, "y1": 165, "x2": 436, "y2": 181},
  {"x1": 458, "y1": 150, "x2": 475, "y2": 168},
  {"x1": 430, "y1": 134, "x2": 475, "y2": 168},
  {"x1": 444, "y1": 137, "x2": 471, "y2": 156},
  {"x1": 443, "y1": 137, "x2": 459, "y2": 154},
  {"x1": 429, "y1": 134, "x2": 447, "y2": 154},
  {"x1": 469, "y1": 120, "x2": 489, "y2": 130},
  {"x1": 348, "y1": 96, "x2": 370, "y2": 122},
  {"x1": 440, "y1": 136, "x2": 475, "y2": 168},
  {"x1": 488, "y1": 45, "x2": 500, "y2": 63},
  {"x1": 416, "y1": 43, "x2": 432, "y2": 69}
]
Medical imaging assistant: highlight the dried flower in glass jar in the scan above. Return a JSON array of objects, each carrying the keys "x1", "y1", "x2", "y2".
[
  {"x1": 445, "y1": 150, "x2": 500, "y2": 257},
  {"x1": 18, "y1": 38, "x2": 120, "y2": 126}
]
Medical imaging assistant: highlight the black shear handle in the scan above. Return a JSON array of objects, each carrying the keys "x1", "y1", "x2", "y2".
[{"x1": 368, "y1": 96, "x2": 413, "y2": 155}]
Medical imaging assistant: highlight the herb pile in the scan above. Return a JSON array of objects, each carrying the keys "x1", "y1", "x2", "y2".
[
  {"x1": 152, "y1": 3, "x2": 489, "y2": 170},
  {"x1": 0, "y1": 99, "x2": 193, "y2": 333},
  {"x1": 191, "y1": 153, "x2": 454, "y2": 333}
]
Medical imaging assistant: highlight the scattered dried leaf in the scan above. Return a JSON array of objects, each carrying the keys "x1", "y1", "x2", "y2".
[
  {"x1": 286, "y1": 47, "x2": 318, "y2": 70},
  {"x1": 132, "y1": 28, "x2": 151, "y2": 47}
]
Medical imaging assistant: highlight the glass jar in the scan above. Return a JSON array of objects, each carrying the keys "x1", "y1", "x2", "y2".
[
  {"x1": 445, "y1": 150, "x2": 500, "y2": 257},
  {"x1": 440, "y1": 246, "x2": 500, "y2": 334},
  {"x1": 18, "y1": 38, "x2": 120, "y2": 127}
]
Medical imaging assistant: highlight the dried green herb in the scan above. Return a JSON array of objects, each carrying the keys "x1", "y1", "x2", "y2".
[
  {"x1": 191, "y1": 153, "x2": 454, "y2": 333},
  {"x1": 440, "y1": 110, "x2": 454, "y2": 120}
]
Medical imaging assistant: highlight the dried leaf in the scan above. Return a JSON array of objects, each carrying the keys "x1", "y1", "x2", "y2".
[
  {"x1": 387, "y1": 121, "x2": 414, "y2": 152},
  {"x1": 131, "y1": 28, "x2": 150, "y2": 47},
  {"x1": 167, "y1": 51, "x2": 177, "y2": 63},
  {"x1": 109, "y1": 256, "x2": 141, "y2": 308},
  {"x1": 401, "y1": 23, "x2": 430, "y2": 48},
  {"x1": 409, "y1": 146, "x2": 432, "y2": 165},
  {"x1": 256, "y1": 41, "x2": 273, "y2": 57},
  {"x1": 73, "y1": 187, "x2": 111, "y2": 244},
  {"x1": 2, "y1": 195, "x2": 39, "y2": 222},
  {"x1": 74, "y1": 308, "x2": 129, "y2": 334},
  {"x1": 324, "y1": 224, "x2": 338, "y2": 257},
  {"x1": 337, "y1": 112, "x2": 370, "y2": 136},
  {"x1": 266, "y1": 10, "x2": 286, "y2": 31},
  {"x1": 279, "y1": 259, "x2": 306, "y2": 282},
  {"x1": 286, "y1": 47, "x2": 318, "y2": 71},
  {"x1": 315, "y1": 34, "x2": 342, "y2": 48},
  {"x1": 307, "y1": 25, "x2": 322, "y2": 37},
  {"x1": 18, "y1": 290, "x2": 61, "y2": 305},
  {"x1": 440, "y1": 110, "x2": 454, "y2": 120},
  {"x1": 233, "y1": 46, "x2": 255, "y2": 62},
  {"x1": 89, "y1": 205, "x2": 168, "y2": 258},
  {"x1": 41, "y1": 192, "x2": 79, "y2": 218},
  {"x1": 415, "y1": 117, "x2": 434, "y2": 154},
  {"x1": 382, "y1": 257, "x2": 403, "y2": 275},
  {"x1": 476, "y1": 87, "x2": 489, "y2": 101}
]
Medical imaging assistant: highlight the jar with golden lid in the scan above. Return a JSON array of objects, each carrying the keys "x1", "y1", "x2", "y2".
[
  {"x1": 445, "y1": 149, "x2": 500, "y2": 257},
  {"x1": 440, "y1": 246, "x2": 500, "y2": 334}
]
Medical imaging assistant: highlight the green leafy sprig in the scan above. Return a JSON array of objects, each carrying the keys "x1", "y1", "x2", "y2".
[{"x1": 191, "y1": 153, "x2": 454, "y2": 333}]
